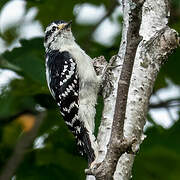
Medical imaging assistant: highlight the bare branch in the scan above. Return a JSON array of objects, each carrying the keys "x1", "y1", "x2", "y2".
[
  {"x1": 88, "y1": 0, "x2": 179, "y2": 179},
  {"x1": 149, "y1": 98, "x2": 180, "y2": 109},
  {"x1": 88, "y1": 1, "x2": 145, "y2": 179}
]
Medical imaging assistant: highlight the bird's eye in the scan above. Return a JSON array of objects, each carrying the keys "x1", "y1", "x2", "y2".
[{"x1": 52, "y1": 26, "x2": 57, "y2": 32}]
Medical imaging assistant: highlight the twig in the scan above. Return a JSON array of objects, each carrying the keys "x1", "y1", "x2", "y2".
[
  {"x1": 149, "y1": 98, "x2": 180, "y2": 109},
  {"x1": 154, "y1": 94, "x2": 178, "y2": 122}
]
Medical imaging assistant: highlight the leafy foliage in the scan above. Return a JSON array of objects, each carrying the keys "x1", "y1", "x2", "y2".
[
  {"x1": 133, "y1": 120, "x2": 180, "y2": 180},
  {"x1": 0, "y1": 0, "x2": 179, "y2": 180}
]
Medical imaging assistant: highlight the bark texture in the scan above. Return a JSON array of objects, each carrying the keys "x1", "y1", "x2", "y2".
[
  {"x1": 115, "y1": 0, "x2": 179, "y2": 178},
  {"x1": 87, "y1": 0, "x2": 179, "y2": 179}
]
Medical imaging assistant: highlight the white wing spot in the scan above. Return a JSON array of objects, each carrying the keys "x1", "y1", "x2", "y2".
[
  {"x1": 77, "y1": 140, "x2": 83, "y2": 145},
  {"x1": 68, "y1": 85, "x2": 72, "y2": 90},
  {"x1": 65, "y1": 121, "x2": 73, "y2": 127},
  {"x1": 65, "y1": 91, "x2": 68, "y2": 96},
  {"x1": 71, "y1": 114, "x2": 78, "y2": 124},
  {"x1": 64, "y1": 65, "x2": 68, "y2": 69},
  {"x1": 66, "y1": 88, "x2": 70, "y2": 93},
  {"x1": 62, "y1": 65, "x2": 68, "y2": 73},
  {"x1": 74, "y1": 92, "x2": 78, "y2": 96},
  {"x1": 75, "y1": 126, "x2": 81, "y2": 133},
  {"x1": 63, "y1": 107, "x2": 68, "y2": 112},
  {"x1": 61, "y1": 61, "x2": 76, "y2": 84}
]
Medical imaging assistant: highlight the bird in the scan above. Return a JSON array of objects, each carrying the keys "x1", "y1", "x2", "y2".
[{"x1": 44, "y1": 20, "x2": 100, "y2": 165}]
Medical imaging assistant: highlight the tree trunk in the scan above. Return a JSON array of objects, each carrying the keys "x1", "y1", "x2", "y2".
[{"x1": 87, "y1": 0, "x2": 179, "y2": 179}]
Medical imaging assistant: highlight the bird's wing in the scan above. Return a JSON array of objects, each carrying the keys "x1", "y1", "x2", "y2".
[
  {"x1": 46, "y1": 50, "x2": 79, "y2": 116},
  {"x1": 46, "y1": 50, "x2": 95, "y2": 163}
]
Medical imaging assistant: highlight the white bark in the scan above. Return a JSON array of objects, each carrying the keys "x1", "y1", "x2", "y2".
[
  {"x1": 86, "y1": 3, "x2": 127, "y2": 177},
  {"x1": 115, "y1": 0, "x2": 178, "y2": 179},
  {"x1": 94, "y1": 1, "x2": 138, "y2": 179},
  {"x1": 95, "y1": 0, "x2": 127, "y2": 165},
  {"x1": 87, "y1": 0, "x2": 179, "y2": 179}
]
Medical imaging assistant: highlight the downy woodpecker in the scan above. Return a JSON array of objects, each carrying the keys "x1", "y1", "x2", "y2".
[{"x1": 44, "y1": 20, "x2": 99, "y2": 164}]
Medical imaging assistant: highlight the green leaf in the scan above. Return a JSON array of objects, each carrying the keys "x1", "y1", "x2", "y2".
[
  {"x1": 133, "y1": 120, "x2": 180, "y2": 180},
  {"x1": 154, "y1": 47, "x2": 180, "y2": 90},
  {"x1": 0, "y1": 0, "x2": 9, "y2": 9},
  {"x1": 1, "y1": 38, "x2": 46, "y2": 86},
  {"x1": 26, "y1": 0, "x2": 81, "y2": 27}
]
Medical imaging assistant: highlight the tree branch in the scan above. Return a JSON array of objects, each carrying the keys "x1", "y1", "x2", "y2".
[
  {"x1": 88, "y1": 0, "x2": 179, "y2": 179},
  {"x1": 149, "y1": 98, "x2": 180, "y2": 109},
  {"x1": 115, "y1": 0, "x2": 179, "y2": 178},
  {"x1": 87, "y1": 1, "x2": 145, "y2": 179},
  {"x1": 0, "y1": 112, "x2": 45, "y2": 180}
]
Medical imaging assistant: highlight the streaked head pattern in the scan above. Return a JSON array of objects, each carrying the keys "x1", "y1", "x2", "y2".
[{"x1": 44, "y1": 20, "x2": 73, "y2": 50}]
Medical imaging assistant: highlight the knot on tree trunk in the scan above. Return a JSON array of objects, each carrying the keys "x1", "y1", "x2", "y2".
[{"x1": 85, "y1": 137, "x2": 138, "y2": 179}]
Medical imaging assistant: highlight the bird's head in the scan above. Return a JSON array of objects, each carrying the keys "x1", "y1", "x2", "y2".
[{"x1": 44, "y1": 20, "x2": 73, "y2": 50}]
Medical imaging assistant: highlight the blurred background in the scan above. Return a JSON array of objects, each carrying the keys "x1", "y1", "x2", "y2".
[{"x1": 0, "y1": 0, "x2": 179, "y2": 179}]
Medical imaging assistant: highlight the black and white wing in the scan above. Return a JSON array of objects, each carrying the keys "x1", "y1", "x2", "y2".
[{"x1": 46, "y1": 50, "x2": 95, "y2": 164}]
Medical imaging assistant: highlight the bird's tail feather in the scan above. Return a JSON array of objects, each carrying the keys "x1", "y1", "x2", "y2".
[
  {"x1": 74, "y1": 121, "x2": 97, "y2": 165},
  {"x1": 63, "y1": 113, "x2": 97, "y2": 165}
]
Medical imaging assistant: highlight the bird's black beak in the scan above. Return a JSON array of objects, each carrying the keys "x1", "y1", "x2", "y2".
[{"x1": 64, "y1": 20, "x2": 72, "y2": 29}]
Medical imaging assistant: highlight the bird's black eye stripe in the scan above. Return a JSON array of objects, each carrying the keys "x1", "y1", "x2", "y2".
[
  {"x1": 45, "y1": 30, "x2": 52, "y2": 42},
  {"x1": 44, "y1": 26, "x2": 58, "y2": 42}
]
